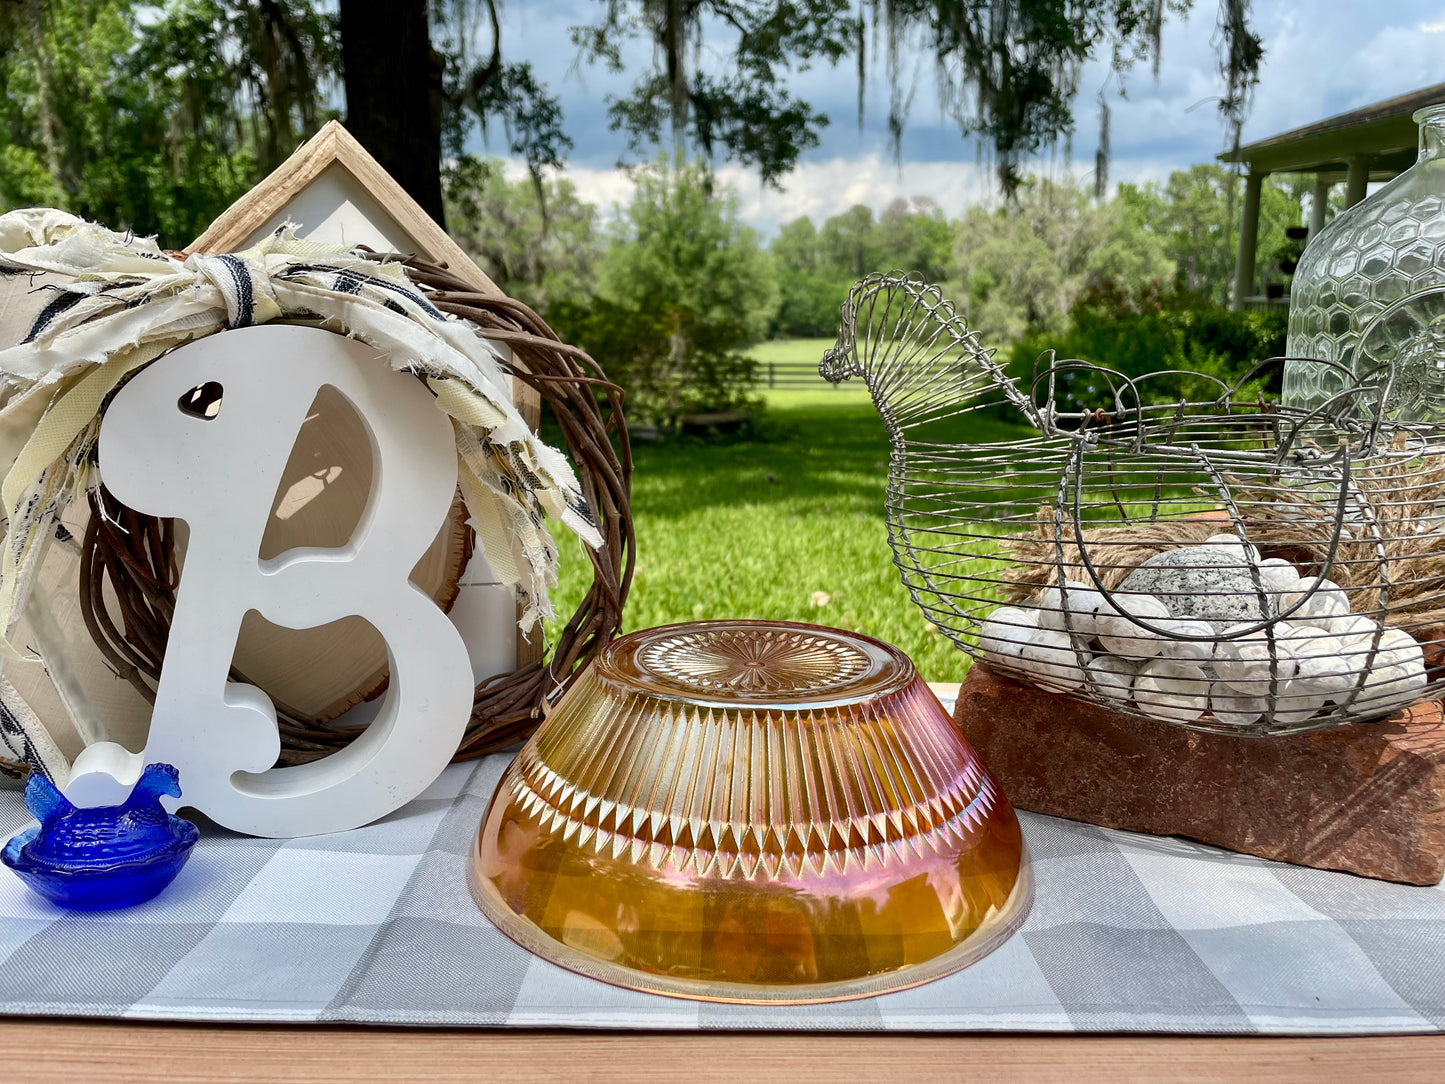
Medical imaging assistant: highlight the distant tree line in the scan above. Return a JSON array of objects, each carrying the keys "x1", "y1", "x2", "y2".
[
  {"x1": 767, "y1": 164, "x2": 1312, "y2": 342},
  {"x1": 439, "y1": 155, "x2": 1307, "y2": 423}
]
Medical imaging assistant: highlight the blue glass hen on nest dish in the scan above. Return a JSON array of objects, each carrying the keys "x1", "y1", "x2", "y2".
[{"x1": 2, "y1": 763, "x2": 199, "y2": 910}]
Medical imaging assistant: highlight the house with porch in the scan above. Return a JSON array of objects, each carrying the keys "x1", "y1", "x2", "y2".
[{"x1": 1220, "y1": 82, "x2": 1445, "y2": 311}]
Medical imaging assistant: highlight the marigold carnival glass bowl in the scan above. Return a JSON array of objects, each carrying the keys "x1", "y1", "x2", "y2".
[{"x1": 470, "y1": 620, "x2": 1031, "y2": 1004}]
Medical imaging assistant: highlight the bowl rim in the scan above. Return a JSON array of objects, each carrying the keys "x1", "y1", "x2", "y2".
[{"x1": 468, "y1": 839, "x2": 1034, "y2": 1005}]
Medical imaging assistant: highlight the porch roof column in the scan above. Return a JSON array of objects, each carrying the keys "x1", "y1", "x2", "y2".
[
  {"x1": 1345, "y1": 155, "x2": 1371, "y2": 208},
  {"x1": 1309, "y1": 174, "x2": 1331, "y2": 240},
  {"x1": 1232, "y1": 170, "x2": 1265, "y2": 311}
]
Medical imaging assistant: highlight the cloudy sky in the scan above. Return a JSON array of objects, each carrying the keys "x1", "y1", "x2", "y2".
[{"x1": 481, "y1": 2, "x2": 1445, "y2": 232}]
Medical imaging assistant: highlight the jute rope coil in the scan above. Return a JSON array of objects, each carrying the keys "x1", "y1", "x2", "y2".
[{"x1": 78, "y1": 252, "x2": 634, "y2": 764}]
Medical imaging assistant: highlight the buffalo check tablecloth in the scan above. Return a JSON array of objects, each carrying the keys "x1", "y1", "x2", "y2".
[{"x1": 2, "y1": 709, "x2": 1445, "y2": 1034}]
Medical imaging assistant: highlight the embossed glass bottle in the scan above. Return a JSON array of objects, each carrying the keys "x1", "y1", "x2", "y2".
[{"x1": 1284, "y1": 104, "x2": 1445, "y2": 420}]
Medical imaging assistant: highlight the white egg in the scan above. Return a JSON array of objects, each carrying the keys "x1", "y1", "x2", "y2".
[
  {"x1": 1311, "y1": 611, "x2": 1378, "y2": 638},
  {"x1": 1344, "y1": 630, "x2": 1427, "y2": 715},
  {"x1": 978, "y1": 605, "x2": 1038, "y2": 666},
  {"x1": 1351, "y1": 659, "x2": 1428, "y2": 716},
  {"x1": 1203, "y1": 533, "x2": 1263, "y2": 563},
  {"x1": 1158, "y1": 617, "x2": 1216, "y2": 663},
  {"x1": 1256, "y1": 557, "x2": 1302, "y2": 594},
  {"x1": 1035, "y1": 580, "x2": 1110, "y2": 637},
  {"x1": 1282, "y1": 576, "x2": 1350, "y2": 622},
  {"x1": 1095, "y1": 593, "x2": 1172, "y2": 659},
  {"x1": 1288, "y1": 631, "x2": 1360, "y2": 700},
  {"x1": 1133, "y1": 659, "x2": 1209, "y2": 723},
  {"x1": 1017, "y1": 627, "x2": 1088, "y2": 693},
  {"x1": 1086, "y1": 655, "x2": 1138, "y2": 702},
  {"x1": 1270, "y1": 679, "x2": 1327, "y2": 725},
  {"x1": 1209, "y1": 681, "x2": 1266, "y2": 727},
  {"x1": 1212, "y1": 622, "x2": 1299, "y2": 695},
  {"x1": 1374, "y1": 628, "x2": 1425, "y2": 672}
]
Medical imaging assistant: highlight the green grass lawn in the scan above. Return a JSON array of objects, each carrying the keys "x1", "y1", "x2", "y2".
[
  {"x1": 746, "y1": 337, "x2": 845, "y2": 368},
  {"x1": 544, "y1": 351, "x2": 1031, "y2": 682}
]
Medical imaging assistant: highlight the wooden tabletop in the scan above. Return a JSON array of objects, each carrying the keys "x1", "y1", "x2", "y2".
[{"x1": 1, "y1": 1020, "x2": 1442, "y2": 1083}]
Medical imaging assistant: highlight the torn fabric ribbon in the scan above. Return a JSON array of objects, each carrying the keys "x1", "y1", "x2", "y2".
[{"x1": 0, "y1": 209, "x2": 601, "y2": 778}]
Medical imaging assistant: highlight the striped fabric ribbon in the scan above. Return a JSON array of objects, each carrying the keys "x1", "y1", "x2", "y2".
[{"x1": 0, "y1": 208, "x2": 601, "y2": 781}]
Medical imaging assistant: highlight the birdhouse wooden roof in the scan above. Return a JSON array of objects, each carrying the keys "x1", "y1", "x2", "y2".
[{"x1": 188, "y1": 120, "x2": 499, "y2": 296}]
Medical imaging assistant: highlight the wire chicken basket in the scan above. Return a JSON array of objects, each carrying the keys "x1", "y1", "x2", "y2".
[{"x1": 821, "y1": 272, "x2": 1445, "y2": 736}]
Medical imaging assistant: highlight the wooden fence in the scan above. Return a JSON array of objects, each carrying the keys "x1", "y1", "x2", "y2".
[{"x1": 754, "y1": 358, "x2": 856, "y2": 389}]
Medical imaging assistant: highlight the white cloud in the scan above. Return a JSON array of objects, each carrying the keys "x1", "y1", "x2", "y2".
[
  {"x1": 501, "y1": 159, "x2": 638, "y2": 214},
  {"x1": 1219, "y1": 3, "x2": 1445, "y2": 138},
  {"x1": 502, "y1": 154, "x2": 1000, "y2": 235},
  {"x1": 717, "y1": 156, "x2": 997, "y2": 230},
  {"x1": 493, "y1": 1, "x2": 1445, "y2": 230},
  {"x1": 1348, "y1": 20, "x2": 1445, "y2": 107},
  {"x1": 503, "y1": 149, "x2": 1200, "y2": 236}
]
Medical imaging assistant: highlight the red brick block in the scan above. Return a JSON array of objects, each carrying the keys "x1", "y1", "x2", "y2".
[{"x1": 955, "y1": 664, "x2": 1445, "y2": 884}]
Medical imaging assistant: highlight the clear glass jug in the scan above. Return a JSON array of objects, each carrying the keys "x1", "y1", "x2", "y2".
[{"x1": 1284, "y1": 104, "x2": 1445, "y2": 422}]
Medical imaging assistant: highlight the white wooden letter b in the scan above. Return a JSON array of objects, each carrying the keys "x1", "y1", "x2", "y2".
[{"x1": 84, "y1": 325, "x2": 474, "y2": 837}]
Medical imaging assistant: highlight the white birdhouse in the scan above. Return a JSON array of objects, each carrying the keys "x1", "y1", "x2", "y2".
[
  {"x1": 0, "y1": 123, "x2": 573, "y2": 837},
  {"x1": 191, "y1": 119, "x2": 542, "y2": 684}
]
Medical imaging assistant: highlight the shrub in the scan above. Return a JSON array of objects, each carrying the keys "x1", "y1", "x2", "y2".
[
  {"x1": 575, "y1": 156, "x2": 773, "y2": 425},
  {"x1": 771, "y1": 271, "x2": 853, "y2": 338},
  {"x1": 546, "y1": 296, "x2": 760, "y2": 426},
  {"x1": 1007, "y1": 286, "x2": 1288, "y2": 416}
]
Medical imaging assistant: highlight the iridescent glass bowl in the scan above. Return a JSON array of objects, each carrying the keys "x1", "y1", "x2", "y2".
[{"x1": 470, "y1": 620, "x2": 1031, "y2": 1004}]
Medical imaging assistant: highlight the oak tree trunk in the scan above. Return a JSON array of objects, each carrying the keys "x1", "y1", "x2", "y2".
[{"x1": 338, "y1": 0, "x2": 447, "y2": 227}]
